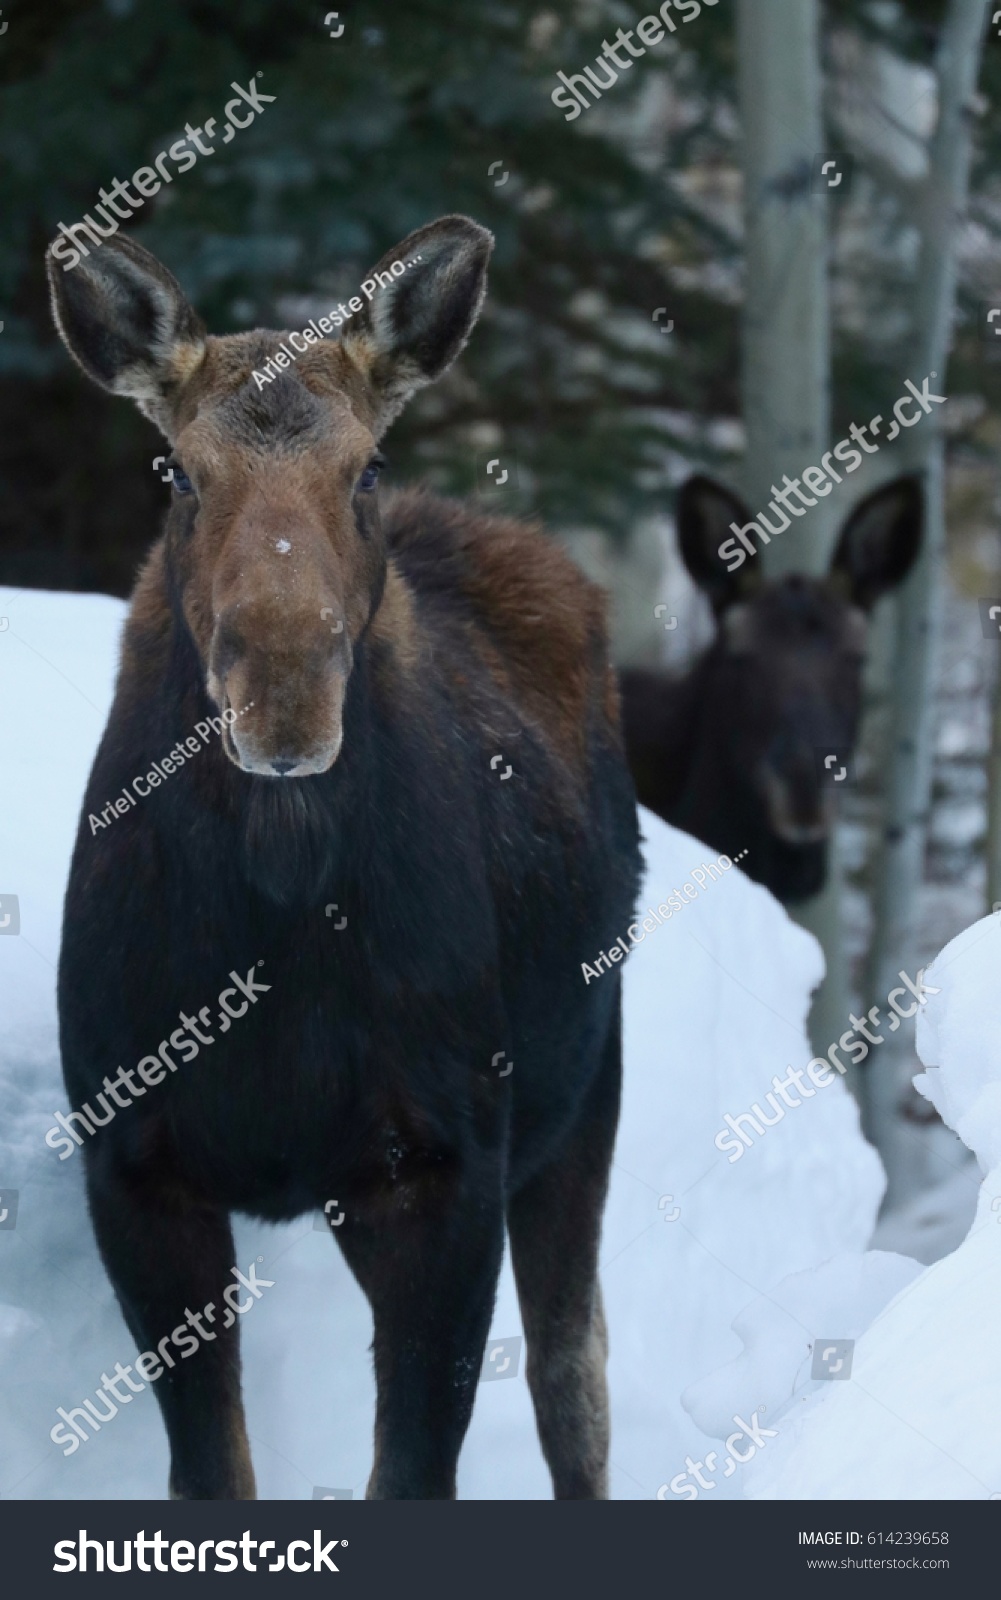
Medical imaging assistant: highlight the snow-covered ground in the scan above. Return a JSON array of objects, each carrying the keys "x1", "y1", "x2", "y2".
[
  {"x1": 734, "y1": 913, "x2": 1001, "y2": 1501},
  {"x1": 1, "y1": 583, "x2": 886, "y2": 1500}
]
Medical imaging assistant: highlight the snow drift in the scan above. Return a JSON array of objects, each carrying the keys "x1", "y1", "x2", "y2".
[{"x1": 733, "y1": 914, "x2": 1001, "y2": 1500}]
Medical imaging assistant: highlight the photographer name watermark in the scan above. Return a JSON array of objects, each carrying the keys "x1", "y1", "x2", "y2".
[
  {"x1": 87, "y1": 705, "x2": 252, "y2": 835},
  {"x1": 582, "y1": 849, "x2": 747, "y2": 984},
  {"x1": 250, "y1": 254, "x2": 425, "y2": 391}
]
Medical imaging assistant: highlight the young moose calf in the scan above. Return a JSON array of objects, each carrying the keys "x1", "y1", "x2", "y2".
[
  {"x1": 620, "y1": 474, "x2": 922, "y2": 903},
  {"x1": 49, "y1": 218, "x2": 641, "y2": 1499}
]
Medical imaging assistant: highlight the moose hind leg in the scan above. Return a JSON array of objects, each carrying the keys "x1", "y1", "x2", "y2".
[
  {"x1": 85, "y1": 1155, "x2": 256, "y2": 1500},
  {"x1": 506, "y1": 1005, "x2": 621, "y2": 1499}
]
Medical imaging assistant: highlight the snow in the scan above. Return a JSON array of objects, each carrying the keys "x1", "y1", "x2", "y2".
[
  {"x1": 0, "y1": 583, "x2": 883, "y2": 1501},
  {"x1": 682, "y1": 1251, "x2": 923, "y2": 1446},
  {"x1": 731, "y1": 914, "x2": 1001, "y2": 1500}
]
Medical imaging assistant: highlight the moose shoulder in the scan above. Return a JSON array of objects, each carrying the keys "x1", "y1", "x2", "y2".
[
  {"x1": 620, "y1": 473, "x2": 922, "y2": 903},
  {"x1": 48, "y1": 220, "x2": 641, "y2": 1500}
]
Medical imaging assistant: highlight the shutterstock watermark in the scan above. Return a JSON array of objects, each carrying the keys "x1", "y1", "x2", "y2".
[
  {"x1": 552, "y1": 1, "x2": 718, "y2": 122},
  {"x1": 51, "y1": 76, "x2": 276, "y2": 272},
  {"x1": 50, "y1": 1261, "x2": 275, "y2": 1458},
  {"x1": 812, "y1": 1338, "x2": 854, "y2": 1380},
  {"x1": 582, "y1": 848, "x2": 747, "y2": 984},
  {"x1": 717, "y1": 375, "x2": 946, "y2": 573},
  {"x1": 713, "y1": 969, "x2": 940, "y2": 1162},
  {"x1": 43, "y1": 963, "x2": 271, "y2": 1159},
  {"x1": 658, "y1": 1409, "x2": 777, "y2": 1499},
  {"x1": 53, "y1": 1529, "x2": 341, "y2": 1574}
]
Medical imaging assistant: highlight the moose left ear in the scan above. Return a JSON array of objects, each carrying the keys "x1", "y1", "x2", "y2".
[
  {"x1": 339, "y1": 215, "x2": 493, "y2": 430},
  {"x1": 45, "y1": 233, "x2": 206, "y2": 431},
  {"x1": 829, "y1": 474, "x2": 924, "y2": 610}
]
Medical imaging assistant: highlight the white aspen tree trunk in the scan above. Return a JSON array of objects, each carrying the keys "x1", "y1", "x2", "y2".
[
  {"x1": 861, "y1": 0, "x2": 986, "y2": 1205},
  {"x1": 737, "y1": 0, "x2": 831, "y2": 559},
  {"x1": 736, "y1": 0, "x2": 851, "y2": 1086}
]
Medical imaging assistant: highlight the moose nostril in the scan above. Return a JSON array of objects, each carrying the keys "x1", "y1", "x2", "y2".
[{"x1": 270, "y1": 758, "x2": 296, "y2": 777}]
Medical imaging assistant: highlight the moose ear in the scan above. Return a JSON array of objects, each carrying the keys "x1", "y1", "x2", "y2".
[
  {"x1": 829, "y1": 475, "x2": 923, "y2": 610},
  {"x1": 45, "y1": 234, "x2": 206, "y2": 430},
  {"x1": 339, "y1": 214, "x2": 493, "y2": 430},
  {"x1": 676, "y1": 474, "x2": 761, "y2": 611}
]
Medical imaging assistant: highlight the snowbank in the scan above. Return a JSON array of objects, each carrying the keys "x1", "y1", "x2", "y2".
[
  {"x1": 737, "y1": 913, "x2": 1001, "y2": 1500},
  {"x1": 0, "y1": 584, "x2": 882, "y2": 1499}
]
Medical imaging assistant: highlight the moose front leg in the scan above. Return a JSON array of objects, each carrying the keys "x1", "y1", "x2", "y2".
[
  {"x1": 85, "y1": 1153, "x2": 255, "y2": 1500},
  {"x1": 336, "y1": 1154, "x2": 506, "y2": 1500}
]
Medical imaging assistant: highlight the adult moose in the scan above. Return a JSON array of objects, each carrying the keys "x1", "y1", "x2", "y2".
[
  {"x1": 49, "y1": 219, "x2": 641, "y2": 1500},
  {"x1": 620, "y1": 474, "x2": 922, "y2": 903}
]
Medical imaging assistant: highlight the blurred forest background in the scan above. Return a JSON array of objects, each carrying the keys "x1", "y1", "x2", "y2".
[
  {"x1": 2, "y1": 0, "x2": 1001, "y2": 1236},
  {"x1": 6, "y1": 0, "x2": 998, "y2": 598}
]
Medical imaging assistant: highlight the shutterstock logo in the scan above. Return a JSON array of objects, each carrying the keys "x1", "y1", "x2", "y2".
[
  {"x1": 481, "y1": 1335, "x2": 522, "y2": 1381},
  {"x1": 812, "y1": 1338, "x2": 855, "y2": 1380},
  {"x1": 474, "y1": 450, "x2": 521, "y2": 497},
  {"x1": 53, "y1": 1529, "x2": 345, "y2": 1573}
]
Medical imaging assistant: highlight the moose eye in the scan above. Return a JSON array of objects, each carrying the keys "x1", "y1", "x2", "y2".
[
  {"x1": 357, "y1": 456, "x2": 385, "y2": 494},
  {"x1": 169, "y1": 463, "x2": 194, "y2": 495}
]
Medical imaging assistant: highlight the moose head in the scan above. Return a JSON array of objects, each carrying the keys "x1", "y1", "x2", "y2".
[
  {"x1": 46, "y1": 218, "x2": 492, "y2": 778},
  {"x1": 621, "y1": 472, "x2": 923, "y2": 902}
]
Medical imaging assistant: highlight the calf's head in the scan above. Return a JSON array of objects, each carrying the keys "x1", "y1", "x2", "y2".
[
  {"x1": 46, "y1": 218, "x2": 492, "y2": 777},
  {"x1": 677, "y1": 472, "x2": 922, "y2": 865}
]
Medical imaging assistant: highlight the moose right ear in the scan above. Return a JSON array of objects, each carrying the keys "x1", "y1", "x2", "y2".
[
  {"x1": 676, "y1": 475, "x2": 760, "y2": 610},
  {"x1": 45, "y1": 234, "x2": 206, "y2": 431},
  {"x1": 829, "y1": 474, "x2": 923, "y2": 610},
  {"x1": 339, "y1": 214, "x2": 493, "y2": 434}
]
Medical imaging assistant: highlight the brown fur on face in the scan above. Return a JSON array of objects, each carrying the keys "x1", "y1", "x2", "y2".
[
  {"x1": 45, "y1": 218, "x2": 498, "y2": 781},
  {"x1": 122, "y1": 471, "x2": 619, "y2": 813},
  {"x1": 157, "y1": 334, "x2": 618, "y2": 783},
  {"x1": 620, "y1": 471, "x2": 923, "y2": 903},
  {"x1": 159, "y1": 335, "x2": 389, "y2": 776}
]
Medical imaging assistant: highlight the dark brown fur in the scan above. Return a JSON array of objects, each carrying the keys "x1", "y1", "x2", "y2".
[
  {"x1": 621, "y1": 473, "x2": 923, "y2": 903},
  {"x1": 50, "y1": 221, "x2": 642, "y2": 1499}
]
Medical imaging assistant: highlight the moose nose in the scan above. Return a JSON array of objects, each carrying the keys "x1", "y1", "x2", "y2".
[
  {"x1": 210, "y1": 603, "x2": 348, "y2": 777},
  {"x1": 758, "y1": 736, "x2": 832, "y2": 845}
]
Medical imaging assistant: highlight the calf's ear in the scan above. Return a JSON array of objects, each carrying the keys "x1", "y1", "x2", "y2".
[
  {"x1": 339, "y1": 214, "x2": 493, "y2": 431},
  {"x1": 676, "y1": 475, "x2": 762, "y2": 611},
  {"x1": 829, "y1": 475, "x2": 923, "y2": 610},
  {"x1": 45, "y1": 234, "x2": 206, "y2": 430}
]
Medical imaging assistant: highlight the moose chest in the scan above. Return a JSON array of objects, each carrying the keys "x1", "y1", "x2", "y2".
[{"x1": 112, "y1": 892, "x2": 505, "y2": 1220}]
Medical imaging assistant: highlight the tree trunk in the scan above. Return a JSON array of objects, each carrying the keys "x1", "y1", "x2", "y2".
[
  {"x1": 861, "y1": 0, "x2": 986, "y2": 1205},
  {"x1": 736, "y1": 0, "x2": 851, "y2": 1082},
  {"x1": 737, "y1": 0, "x2": 832, "y2": 564}
]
